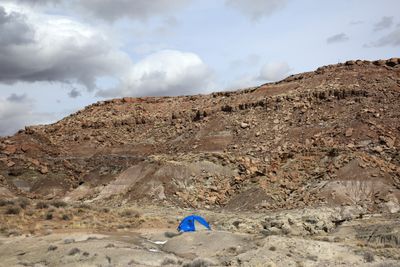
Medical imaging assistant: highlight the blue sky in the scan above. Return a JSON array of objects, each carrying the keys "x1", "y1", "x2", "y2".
[{"x1": 0, "y1": 0, "x2": 398, "y2": 135}]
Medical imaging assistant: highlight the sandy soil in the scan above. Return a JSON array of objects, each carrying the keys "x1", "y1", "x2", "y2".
[{"x1": 0, "y1": 204, "x2": 399, "y2": 267}]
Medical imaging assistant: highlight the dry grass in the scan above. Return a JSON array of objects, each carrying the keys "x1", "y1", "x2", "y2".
[
  {"x1": 36, "y1": 201, "x2": 49, "y2": 209},
  {"x1": 50, "y1": 200, "x2": 68, "y2": 208},
  {"x1": 119, "y1": 208, "x2": 140, "y2": 218},
  {"x1": 5, "y1": 205, "x2": 21, "y2": 215}
]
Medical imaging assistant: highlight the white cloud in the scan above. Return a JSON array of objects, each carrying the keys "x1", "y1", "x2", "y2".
[
  {"x1": 68, "y1": 88, "x2": 81, "y2": 98},
  {"x1": 258, "y1": 61, "x2": 291, "y2": 82},
  {"x1": 0, "y1": 3, "x2": 131, "y2": 90},
  {"x1": 225, "y1": 0, "x2": 289, "y2": 21},
  {"x1": 97, "y1": 50, "x2": 214, "y2": 97},
  {"x1": 374, "y1": 16, "x2": 393, "y2": 31},
  {"x1": 367, "y1": 27, "x2": 400, "y2": 47},
  {"x1": 326, "y1": 33, "x2": 349, "y2": 44},
  {"x1": 76, "y1": 0, "x2": 189, "y2": 22}
]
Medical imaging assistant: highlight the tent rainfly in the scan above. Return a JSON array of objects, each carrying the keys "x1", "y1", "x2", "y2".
[{"x1": 177, "y1": 215, "x2": 211, "y2": 232}]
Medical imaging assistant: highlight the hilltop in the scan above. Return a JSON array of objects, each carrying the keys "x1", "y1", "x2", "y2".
[{"x1": 0, "y1": 58, "x2": 399, "y2": 211}]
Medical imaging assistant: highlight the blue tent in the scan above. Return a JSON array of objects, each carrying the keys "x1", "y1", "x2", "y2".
[{"x1": 177, "y1": 215, "x2": 211, "y2": 232}]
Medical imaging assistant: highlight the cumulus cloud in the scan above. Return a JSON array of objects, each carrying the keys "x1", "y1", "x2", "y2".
[
  {"x1": 349, "y1": 20, "x2": 364, "y2": 25},
  {"x1": 0, "y1": 95, "x2": 54, "y2": 136},
  {"x1": 326, "y1": 33, "x2": 349, "y2": 44},
  {"x1": 225, "y1": 0, "x2": 289, "y2": 21},
  {"x1": 5, "y1": 0, "x2": 191, "y2": 22},
  {"x1": 6, "y1": 93, "x2": 28, "y2": 103},
  {"x1": 68, "y1": 88, "x2": 81, "y2": 98},
  {"x1": 0, "y1": 6, "x2": 34, "y2": 46},
  {"x1": 8, "y1": 0, "x2": 61, "y2": 5},
  {"x1": 258, "y1": 61, "x2": 291, "y2": 82},
  {"x1": 0, "y1": 3, "x2": 131, "y2": 90},
  {"x1": 368, "y1": 28, "x2": 400, "y2": 47},
  {"x1": 72, "y1": 0, "x2": 188, "y2": 22},
  {"x1": 374, "y1": 16, "x2": 393, "y2": 31},
  {"x1": 97, "y1": 50, "x2": 213, "y2": 97}
]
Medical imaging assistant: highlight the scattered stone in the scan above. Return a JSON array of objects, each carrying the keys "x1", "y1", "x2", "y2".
[
  {"x1": 67, "y1": 247, "x2": 80, "y2": 256},
  {"x1": 240, "y1": 122, "x2": 250, "y2": 129},
  {"x1": 345, "y1": 128, "x2": 353, "y2": 137},
  {"x1": 64, "y1": 239, "x2": 75, "y2": 244}
]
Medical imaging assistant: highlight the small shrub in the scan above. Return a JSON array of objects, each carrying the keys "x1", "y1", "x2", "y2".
[
  {"x1": 45, "y1": 212, "x2": 53, "y2": 220},
  {"x1": 48, "y1": 245, "x2": 58, "y2": 251},
  {"x1": 119, "y1": 209, "x2": 140, "y2": 218},
  {"x1": 68, "y1": 247, "x2": 80, "y2": 256},
  {"x1": 269, "y1": 246, "x2": 277, "y2": 251},
  {"x1": 51, "y1": 200, "x2": 67, "y2": 208},
  {"x1": 62, "y1": 214, "x2": 71, "y2": 221},
  {"x1": 17, "y1": 197, "x2": 30, "y2": 209},
  {"x1": 0, "y1": 199, "x2": 14, "y2": 206},
  {"x1": 36, "y1": 201, "x2": 49, "y2": 209},
  {"x1": 76, "y1": 203, "x2": 91, "y2": 209},
  {"x1": 182, "y1": 258, "x2": 214, "y2": 267},
  {"x1": 5, "y1": 206, "x2": 21, "y2": 215},
  {"x1": 101, "y1": 207, "x2": 110, "y2": 213},
  {"x1": 161, "y1": 257, "x2": 177, "y2": 266},
  {"x1": 25, "y1": 209, "x2": 34, "y2": 216},
  {"x1": 363, "y1": 251, "x2": 375, "y2": 262}
]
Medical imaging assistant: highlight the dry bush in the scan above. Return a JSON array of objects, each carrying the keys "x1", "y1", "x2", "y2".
[
  {"x1": 45, "y1": 212, "x2": 53, "y2": 220},
  {"x1": 50, "y1": 200, "x2": 68, "y2": 208},
  {"x1": 5, "y1": 206, "x2": 21, "y2": 215},
  {"x1": 17, "y1": 197, "x2": 30, "y2": 209},
  {"x1": 36, "y1": 201, "x2": 49, "y2": 209},
  {"x1": 62, "y1": 214, "x2": 71, "y2": 221},
  {"x1": 119, "y1": 209, "x2": 140, "y2": 218},
  {"x1": 75, "y1": 203, "x2": 91, "y2": 209},
  {"x1": 161, "y1": 257, "x2": 177, "y2": 266},
  {"x1": 182, "y1": 258, "x2": 215, "y2": 267},
  {"x1": 0, "y1": 199, "x2": 14, "y2": 206},
  {"x1": 363, "y1": 251, "x2": 375, "y2": 262}
]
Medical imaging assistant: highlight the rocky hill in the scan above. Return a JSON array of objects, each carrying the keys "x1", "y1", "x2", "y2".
[{"x1": 1, "y1": 58, "x2": 399, "y2": 212}]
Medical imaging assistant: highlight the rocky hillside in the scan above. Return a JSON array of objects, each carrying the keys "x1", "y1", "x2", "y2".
[{"x1": 1, "y1": 58, "x2": 399, "y2": 212}]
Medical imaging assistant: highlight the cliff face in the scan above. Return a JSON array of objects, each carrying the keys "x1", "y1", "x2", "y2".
[{"x1": 1, "y1": 58, "x2": 399, "y2": 212}]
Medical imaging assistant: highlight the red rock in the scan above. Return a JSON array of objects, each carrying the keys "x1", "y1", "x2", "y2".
[
  {"x1": 3, "y1": 145, "x2": 17, "y2": 155},
  {"x1": 40, "y1": 166, "x2": 49, "y2": 174},
  {"x1": 7, "y1": 161, "x2": 15, "y2": 167},
  {"x1": 345, "y1": 128, "x2": 353, "y2": 137}
]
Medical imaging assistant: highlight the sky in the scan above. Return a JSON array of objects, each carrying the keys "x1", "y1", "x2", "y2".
[{"x1": 0, "y1": 0, "x2": 399, "y2": 136}]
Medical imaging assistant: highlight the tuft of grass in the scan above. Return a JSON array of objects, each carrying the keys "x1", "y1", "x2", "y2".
[
  {"x1": 75, "y1": 203, "x2": 91, "y2": 209},
  {"x1": 36, "y1": 201, "x2": 49, "y2": 209},
  {"x1": 62, "y1": 214, "x2": 71, "y2": 221},
  {"x1": 119, "y1": 209, "x2": 140, "y2": 218},
  {"x1": 17, "y1": 197, "x2": 30, "y2": 209},
  {"x1": 50, "y1": 200, "x2": 68, "y2": 208},
  {"x1": 5, "y1": 206, "x2": 21, "y2": 215},
  {"x1": 0, "y1": 199, "x2": 15, "y2": 206},
  {"x1": 68, "y1": 247, "x2": 80, "y2": 256},
  {"x1": 161, "y1": 257, "x2": 177, "y2": 266},
  {"x1": 363, "y1": 251, "x2": 375, "y2": 262},
  {"x1": 182, "y1": 258, "x2": 214, "y2": 267},
  {"x1": 45, "y1": 212, "x2": 53, "y2": 220}
]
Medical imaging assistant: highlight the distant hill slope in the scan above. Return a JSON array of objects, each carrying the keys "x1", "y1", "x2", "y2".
[{"x1": 1, "y1": 58, "x2": 399, "y2": 212}]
